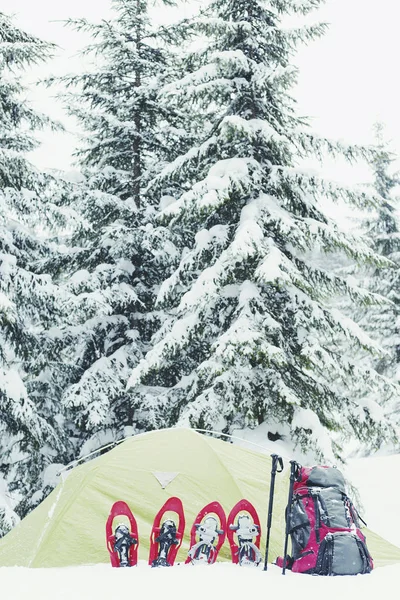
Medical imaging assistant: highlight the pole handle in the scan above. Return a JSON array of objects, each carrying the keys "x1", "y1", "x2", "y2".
[
  {"x1": 289, "y1": 460, "x2": 301, "y2": 482},
  {"x1": 271, "y1": 453, "x2": 284, "y2": 474}
]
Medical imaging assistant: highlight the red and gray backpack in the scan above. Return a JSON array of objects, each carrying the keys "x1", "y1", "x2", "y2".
[{"x1": 277, "y1": 464, "x2": 373, "y2": 575}]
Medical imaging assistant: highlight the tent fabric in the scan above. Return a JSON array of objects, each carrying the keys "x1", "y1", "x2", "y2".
[{"x1": 0, "y1": 428, "x2": 399, "y2": 569}]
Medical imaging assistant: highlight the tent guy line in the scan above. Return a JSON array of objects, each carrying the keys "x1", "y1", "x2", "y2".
[
  {"x1": 193, "y1": 429, "x2": 293, "y2": 460},
  {"x1": 56, "y1": 427, "x2": 292, "y2": 477}
]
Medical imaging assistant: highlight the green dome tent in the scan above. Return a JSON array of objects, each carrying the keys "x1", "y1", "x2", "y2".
[{"x1": 0, "y1": 428, "x2": 399, "y2": 569}]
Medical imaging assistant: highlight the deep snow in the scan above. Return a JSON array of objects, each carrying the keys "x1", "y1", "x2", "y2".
[
  {"x1": 2, "y1": 560, "x2": 399, "y2": 600},
  {"x1": 1, "y1": 450, "x2": 400, "y2": 600}
]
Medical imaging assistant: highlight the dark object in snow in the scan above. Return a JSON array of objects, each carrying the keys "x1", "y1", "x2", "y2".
[
  {"x1": 278, "y1": 464, "x2": 373, "y2": 575},
  {"x1": 186, "y1": 501, "x2": 226, "y2": 564},
  {"x1": 106, "y1": 501, "x2": 139, "y2": 567},
  {"x1": 149, "y1": 497, "x2": 185, "y2": 567},
  {"x1": 227, "y1": 500, "x2": 262, "y2": 566}
]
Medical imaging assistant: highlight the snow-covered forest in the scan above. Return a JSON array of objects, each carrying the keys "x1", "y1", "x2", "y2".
[{"x1": 1, "y1": 0, "x2": 400, "y2": 536}]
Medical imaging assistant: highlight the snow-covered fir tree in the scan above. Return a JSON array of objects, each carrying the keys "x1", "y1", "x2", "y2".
[
  {"x1": 355, "y1": 125, "x2": 400, "y2": 398},
  {"x1": 49, "y1": 0, "x2": 190, "y2": 455},
  {"x1": 0, "y1": 12, "x2": 69, "y2": 534},
  {"x1": 128, "y1": 0, "x2": 397, "y2": 461}
]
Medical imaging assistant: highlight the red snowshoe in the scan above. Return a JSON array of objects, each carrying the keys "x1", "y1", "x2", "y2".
[
  {"x1": 185, "y1": 501, "x2": 226, "y2": 565},
  {"x1": 227, "y1": 499, "x2": 262, "y2": 567},
  {"x1": 149, "y1": 497, "x2": 185, "y2": 567},
  {"x1": 106, "y1": 501, "x2": 139, "y2": 567}
]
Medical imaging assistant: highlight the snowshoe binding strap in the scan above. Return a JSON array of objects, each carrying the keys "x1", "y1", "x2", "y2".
[
  {"x1": 186, "y1": 501, "x2": 227, "y2": 565},
  {"x1": 231, "y1": 515, "x2": 262, "y2": 566},
  {"x1": 227, "y1": 500, "x2": 262, "y2": 567},
  {"x1": 149, "y1": 496, "x2": 185, "y2": 567},
  {"x1": 114, "y1": 524, "x2": 137, "y2": 567},
  {"x1": 106, "y1": 500, "x2": 139, "y2": 567},
  {"x1": 152, "y1": 519, "x2": 179, "y2": 567},
  {"x1": 187, "y1": 516, "x2": 223, "y2": 564},
  {"x1": 188, "y1": 541, "x2": 216, "y2": 563}
]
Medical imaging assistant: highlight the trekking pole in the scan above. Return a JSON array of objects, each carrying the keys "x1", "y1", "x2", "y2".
[
  {"x1": 282, "y1": 460, "x2": 301, "y2": 575},
  {"x1": 263, "y1": 454, "x2": 284, "y2": 571}
]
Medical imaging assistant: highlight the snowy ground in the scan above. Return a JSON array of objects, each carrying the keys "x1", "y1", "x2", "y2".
[
  {"x1": 2, "y1": 453, "x2": 400, "y2": 600},
  {"x1": 2, "y1": 560, "x2": 399, "y2": 600}
]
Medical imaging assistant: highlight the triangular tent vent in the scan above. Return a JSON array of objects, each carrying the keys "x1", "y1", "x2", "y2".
[{"x1": 152, "y1": 471, "x2": 179, "y2": 489}]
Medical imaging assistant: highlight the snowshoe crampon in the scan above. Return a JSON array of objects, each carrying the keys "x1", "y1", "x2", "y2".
[
  {"x1": 149, "y1": 497, "x2": 185, "y2": 567},
  {"x1": 106, "y1": 501, "x2": 139, "y2": 567},
  {"x1": 186, "y1": 501, "x2": 226, "y2": 565},
  {"x1": 227, "y1": 500, "x2": 262, "y2": 567}
]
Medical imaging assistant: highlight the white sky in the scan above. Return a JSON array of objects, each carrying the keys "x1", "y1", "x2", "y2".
[{"x1": 2, "y1": 0, "x2": 400, "y2": 181}]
